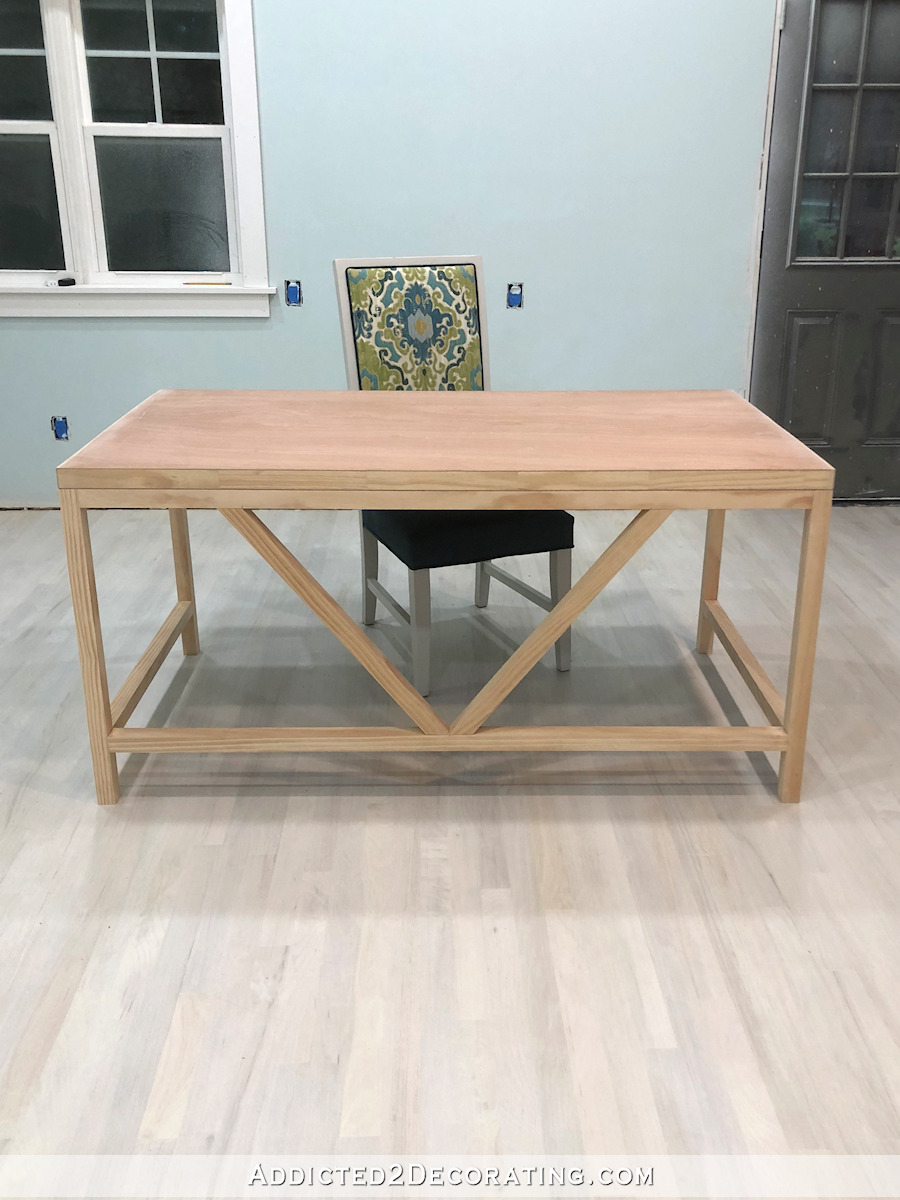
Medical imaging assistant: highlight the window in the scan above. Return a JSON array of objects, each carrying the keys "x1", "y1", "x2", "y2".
[
  {"x1": 793, "y1": 0, "x2": 900, "y2": 262},
  {"x1": 0, "y1": 0, "x2": 271, "y2": 315}
]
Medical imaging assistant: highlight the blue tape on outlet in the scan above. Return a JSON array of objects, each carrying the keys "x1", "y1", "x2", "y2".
[
  {"x1": 507, "y1": 283, "x2": 523, "y2": 309},
  {"x1": 285, "y1": 280, "x2": 303, "y2": 307},
  {"x1": 51, "y1": 416, "x2": 69, "y2": 441}
]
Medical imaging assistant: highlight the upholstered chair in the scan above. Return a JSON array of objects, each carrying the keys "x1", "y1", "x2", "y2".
[{"x1": 334, "y1": 256, "x2": 574, "y2": 696}]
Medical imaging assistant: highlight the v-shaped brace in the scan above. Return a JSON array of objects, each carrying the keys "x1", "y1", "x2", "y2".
[{"x1": 221, "y1": 506, "x2": 671, "y2": 735}]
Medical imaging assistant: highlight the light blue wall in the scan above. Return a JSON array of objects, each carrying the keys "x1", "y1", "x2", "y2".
[{"x1": 0, "y1": 0, "x2": 776, "y2": 505}]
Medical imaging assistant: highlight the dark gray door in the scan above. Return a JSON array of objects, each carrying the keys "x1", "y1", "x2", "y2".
[{"x1": 751, "y1": 0, "x2": 900, "y2": 498}]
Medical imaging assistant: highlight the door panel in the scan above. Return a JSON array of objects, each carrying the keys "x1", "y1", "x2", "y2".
[
  {"x1": 751, "y1": 0, "x2": 900, "y2": 496},
  {"x1": 870, "y1": 313, "x2": 900, "y2": 438},
  {"x1": 779, "y1": 311, "x2": 842, "y2": 442}
]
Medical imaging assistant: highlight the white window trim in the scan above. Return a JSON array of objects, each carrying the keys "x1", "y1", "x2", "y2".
[{"x1": 0, "y1": 0, "x2": 273, "y2": 317}]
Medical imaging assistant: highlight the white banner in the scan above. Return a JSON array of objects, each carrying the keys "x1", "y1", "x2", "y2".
[{"x1": 2, "y1": 1155, "x2": 900, "y2": 1198}]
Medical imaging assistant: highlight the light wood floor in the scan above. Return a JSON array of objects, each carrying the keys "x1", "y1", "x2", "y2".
[{"x1": 0, "y1": 505, "x2": 899, "y2": 1156}]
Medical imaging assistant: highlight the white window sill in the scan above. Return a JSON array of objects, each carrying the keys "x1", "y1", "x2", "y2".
[{"x1": 0, "y1": 286, "x2": 276, "y2": 318}]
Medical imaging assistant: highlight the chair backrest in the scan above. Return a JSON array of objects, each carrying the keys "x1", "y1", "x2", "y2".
[{"x1": 333, "y1": 255, "x2": 491, "y2": 391}]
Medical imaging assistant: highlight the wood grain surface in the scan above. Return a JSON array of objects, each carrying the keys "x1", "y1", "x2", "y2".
[{"x1": 57, "y1": 389, "x2": 833, "y2": 492}]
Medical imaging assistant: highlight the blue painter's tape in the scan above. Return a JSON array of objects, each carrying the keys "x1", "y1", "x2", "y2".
[
  {"x1": 51, "y1": 416, "x2": 69, "y2": 441},
  {"x1": 507, "y1": 283, "x2": 523, "y2": 308}
]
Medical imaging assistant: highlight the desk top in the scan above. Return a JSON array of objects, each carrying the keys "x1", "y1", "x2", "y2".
[{"x1": 57, "y1": 389, "x2": 833, "y2": 493}]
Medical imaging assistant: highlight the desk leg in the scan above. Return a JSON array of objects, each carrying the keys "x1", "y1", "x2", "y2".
[
  {"x1": 778, "y1": 492, "x2": 831, "y2": 804},
  {"x1": 697, "y1": 510, "x2": 725, "y2": 654},
  {"x1": 169, "y1": 509, "x2": 200, "y2": 655},
  {"x1": 60, "y1": 491, "x2": 120, "y2": 806}
]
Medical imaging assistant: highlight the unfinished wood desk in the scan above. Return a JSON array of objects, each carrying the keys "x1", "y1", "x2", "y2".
[{"x1": 57, "y1": 389, "x2": 833, "y2": 806}]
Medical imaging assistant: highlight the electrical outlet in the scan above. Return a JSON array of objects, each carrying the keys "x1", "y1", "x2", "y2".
[
  {"x1": 51, "y1": 416, "x2": 69, "y2": 441},
  {"x1": 284, "y1": 280, "x2": 303, "y2": 307},
  {"x1": 507, "y1": 283, "x2": 524, "y2": 309}
]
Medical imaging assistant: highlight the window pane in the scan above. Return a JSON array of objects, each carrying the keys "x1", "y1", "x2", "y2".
[
  {"x1": 855, "y1": 90, "x2": 900, "y2": 171},
  {"x1": 804, "y1": 90, "x2": 855, "y2": 171},
  {"x1": 0, "y1": 0, "x2": 44, "y2": 48},
  {"x1": 158, "y1": 58, "x2": 223, "y2": 123},
  {"x1": 153, "y1": 0, "x2": 218, "y2": 52},
  {"x1": 796, "y1": 177, "x2": 844, "y2": 256},
  {"x1": 0, "y1": 135, "x2": 65, "y2": 269},
  {"x1": 87, "y1": 57, "x2": 155, "y2": 122},
  {"x1": 865, "y1": 0, "x2": 900, "y2": 82},
  {"x1": 814, "y1": 0, "x2": 865, "y2": 83},
  {"x1": 95, "y1": 136, "x2": 229, "y2": 271},
  {"x1": 0, "y1": 54, "x2": 52, "y2": 119},
  {"x1": 844, "y1": 177, "x2": 893, "y2": 255},
  {"x1": 80, "y1": 0, "x2": 149, "y2": 50}
]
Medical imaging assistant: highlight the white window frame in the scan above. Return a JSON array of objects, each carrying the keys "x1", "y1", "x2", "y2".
[{"x1": 0, "y1": 0, "x2": 273, "y2": 316}]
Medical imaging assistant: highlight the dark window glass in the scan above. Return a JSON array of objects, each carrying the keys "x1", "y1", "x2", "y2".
[
  {"x1": 0, "y1": 0, "x2": 45, "y2": 48},
  {"x1": 95, "y1": 136, "x2": 229, "y2": 270},
  {"x1": 0, "y1": 54, "x2": 52, "y2": 119},
  {"x1": 158, "y1": 57, "x2": 223, "y2": 123},
  {"x1": 855, "y1": 90, "x2": 900, "y2": 171},
  {"x1": 805, "y1": 90, "x2": 855, "y2": 171},
  {"x1": 87, "y1": 57, "x2": 155, "y2": 122},
  {"x1": 865, "y1": 0, "x2": 900, "y2": 82},
  {"x1": 844, "y1": 177, "x2": 893, "y2": 255},
  {"x1": 0, "y1": 135, "x2": 65, "y2": 269},
  {"x1": 153, "y1": 0, "x2": 218, "y2": 52},
  {"x1": 80, "y1": 0, "x2": 149, "y2": 50},
  {"x1": 796, "y1": 177, "x2": 844, "y2": 256},
  {"x1": 814, "y1": 0, "x2": 865, "y2": 83}
]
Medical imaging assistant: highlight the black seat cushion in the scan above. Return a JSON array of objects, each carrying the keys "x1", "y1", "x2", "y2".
[{"x1": 362, "y1": 509, "x2": 574, "y2": 571}]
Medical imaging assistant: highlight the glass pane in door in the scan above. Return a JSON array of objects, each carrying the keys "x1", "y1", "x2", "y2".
[
  {"x1": 814, "y1": 0, "x2": 865, "y2": 83},
  {"x1": 805, "y1": 90, "x2": 855, "y2": 171},
  {"x1": 854, "y1": 90, "x2": 900, "y2": 171},
  {"x1": 796, "y1": 177, "x2": 844, "y2": 255},
  {"x1": 865, "y1": 0, "x2": 900, "y2": 82},
  {"x1": 844, "y1": 176, "x2": 893, "y2": 255}
]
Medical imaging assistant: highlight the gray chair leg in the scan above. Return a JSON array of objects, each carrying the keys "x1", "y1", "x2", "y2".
[
  {"x1": 474, "y1": 560, "x2": 491, "y2": 608},
  {"x1": 360, "y1": 516, "x2": 378, "y2": 625},
  {"x1": 408, "y1": 568, "x2": 432, "y2": 696},
  {"x1": 550, "y1": 548, "x2": 572, "y2": 672}
]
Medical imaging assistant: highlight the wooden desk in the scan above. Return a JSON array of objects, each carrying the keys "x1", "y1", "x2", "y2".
[{"x1": 57, "y1": 389, "x2": 833, "y2": 806}]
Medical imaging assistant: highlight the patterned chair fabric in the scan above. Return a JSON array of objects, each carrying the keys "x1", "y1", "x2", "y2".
[{"x1": 345, "y1": 263, "x2": 484, "y2": 391}]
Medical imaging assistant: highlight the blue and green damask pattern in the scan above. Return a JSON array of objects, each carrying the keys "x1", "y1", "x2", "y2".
[{"x1": 346, "y1": 263, "x2": 484, "y2": 391}]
